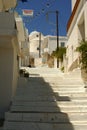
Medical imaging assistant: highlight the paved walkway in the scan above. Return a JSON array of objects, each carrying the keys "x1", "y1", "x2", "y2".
[{"x1": 3, "y1": 68, "x2": 87, "y2": 130}]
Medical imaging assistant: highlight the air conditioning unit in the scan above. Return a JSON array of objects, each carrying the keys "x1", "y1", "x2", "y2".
[{"x1": 0, "y1": 0, "x2": 17, "y2": 11}]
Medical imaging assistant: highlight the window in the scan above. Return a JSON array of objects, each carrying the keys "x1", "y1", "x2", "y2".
[
  {"x1": 61, "y1": 42, "x2": 65, "y2": 47},
  {"x1": 49, "y1": 37, "x2": 57, "y2": 40}
]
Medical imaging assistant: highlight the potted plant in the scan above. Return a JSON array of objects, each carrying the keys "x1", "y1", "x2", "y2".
[
  {"x1": 51, "y1": 47, "x2": 66, "y2": 69},
  {"x1": 76, "y1": 40, "x2": 87, "y2": 82}
]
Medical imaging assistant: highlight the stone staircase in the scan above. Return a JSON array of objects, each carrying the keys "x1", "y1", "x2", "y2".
[{"x1": 3, "y1": 67, "x2": 87, "y2": 130}]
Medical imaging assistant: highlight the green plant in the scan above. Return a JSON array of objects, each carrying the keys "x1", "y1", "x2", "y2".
[
  {"x1": 24, "y1": 72, "x2": 29, "y2": 78},
  {"x1": 52, "y1": 47, "x2": 66, "y2": 62},
  {"x1": 19, "y1": 69, "x2": 25, "y2": 74},
  {"x1": 61, "y1": 66, "x2": 64, "y2": 72},
  {"x1": 76, "y1": 40, "x2": 87, "y2": 71}
]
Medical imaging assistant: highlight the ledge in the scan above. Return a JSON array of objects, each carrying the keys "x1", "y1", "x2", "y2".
[
  {"x1": 0, "y1": 29, "x2": 17, "y2": 37},
  {"x1": 67, "y1": 0, "x2": 80, "y2": 32}
]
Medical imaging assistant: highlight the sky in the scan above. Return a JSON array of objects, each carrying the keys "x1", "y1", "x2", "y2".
[{"x1": 15, "y1": 0, "x2": 71, "y2": 36}]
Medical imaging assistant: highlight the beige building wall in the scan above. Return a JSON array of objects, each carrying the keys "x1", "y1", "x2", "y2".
[
  {"x1": 71, "y1": 0, "x2": 77, "y2": 10},
  {"x1": 30, "y1": 40, "x2": 39, "y2": 58},
  {"x1": 0, "y1": 47, "x2": 13, "y2": 116},
  {"x1": 29, "y1": 31, "x2": 44, "y2": 67},
  {"x1": 84, "y1": 2, "x2": 87, "y2": 41},
  {"x1": 15, "y1": 16, "x2": 29, "y2": 67},
  {"x1": 0, "y1": 12, "x2": 19, "y2": 118},
  {"x1": 0, "y1": 37, "x2": 19, "y2": 118},
  {"x1": 12, "y1": 38, "x2": 19, "y2": 97},
  {"x1": 66, "y1": 0, "x2": 87, "y2": 71},
  {"x1": 16, "y1": 17, "x2": 25, "y2": 42},
  {"x1": 0, "y1": 0, "x2": 17, "y2": 11},
  {"x1": 29, "y1": 31, "x2": 44, "y2": 58},
  {"x1": 66, "y1": 23, "x2": 79, "y2": 69}
]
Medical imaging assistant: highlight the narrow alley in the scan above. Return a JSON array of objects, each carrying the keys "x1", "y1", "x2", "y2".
[
  {"x1": 3, "y1": 68, "x2": 87, "y2": 130},
  {"x1": 1, "y1": 0, "x2": 87, "y2": 130}
]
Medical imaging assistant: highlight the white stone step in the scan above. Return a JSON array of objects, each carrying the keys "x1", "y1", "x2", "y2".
[
  {"x1": 5, "y1": 112, "x2": 87, "y2": 123},
  {"x1": 13, "y1": 94, "x2": 87, "y2": 103},
  {"x1": 16, "y1": 88, "x2": 84, "y2": 93},
  {"x1": 26, "y1": 70, "x2": 63, "y2": 76},
  {"x1": 16, "y1": 89, "x2": 85, "y2": 94},
  {"x1": 11, "y1": 104, "x2": 87, "y2": 113},
  {"x1": 48, "y1": 83, "x2": 84, "y2": 87},
  {"x1": 63, "y1": 69, "x2": 81, "y2": 77},
  {"x1": 15, "y1": 91, "x2": 86, "y2": 99},
  {"x1": 44, "y1": 77, "x2": 83, "y2": 82},
  {"x1": 13, "y1": 96, "x2": 70, "y2": 102},
  {"x1": 4, "y1": 67, "x2": 87, "y2": 130},
  {"x1": 0, "y1": 128, "x2": 3, "y2": 130},
  {"x1": 17, "y1": 84, "x2": 84, "y2": 89},
  {"x1": 12, "y1": 101, "x2": 87, "y2": 107},
  {"x1": 3, "y1": 121, "x2": 87, "y2": 130},
  {"x1": 15, "y1": 91, "x2": 87, "y2": 97},
  {"x1": 16, "y1": 85, "x2": 85, "y2": 91}
]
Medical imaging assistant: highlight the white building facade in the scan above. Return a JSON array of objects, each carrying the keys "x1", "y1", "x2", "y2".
[
  {"x1": 29, "y1": 31, "x2": 44, "y2": 67},
  {"x1": 66, "y1": 0, "x2": 87, "y2": 71},
  {"x1": 29, "y1": 31, "x2": 67, "y2": 67},
  {"x1": 42, "y1": 35, "x2": 67, "y2": 55},
  {"x1": 42, "y1": 35, "x2": 67, "y2": 68},
  {"x1": 29, "y1": 31, "x2": 44, "y2": 58}
]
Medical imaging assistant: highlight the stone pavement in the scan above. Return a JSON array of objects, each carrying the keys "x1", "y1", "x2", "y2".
[{"x1": 3, "y1": 67, "x2": 87, "y2": 130}]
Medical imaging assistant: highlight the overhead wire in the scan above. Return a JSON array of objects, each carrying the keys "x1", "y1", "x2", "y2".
[
  {"x1": 16, "y1": 0, "x2": 57, "y2": 34},
  {"x1": 19, "y1": 0, "x2": 56, "y2": 22},
  {"x1": 28, "y1": 0, "x2": 56, "y2": 32}
]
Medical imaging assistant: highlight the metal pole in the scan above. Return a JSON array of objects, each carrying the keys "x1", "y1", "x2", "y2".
[
  {"x1": 56, "y1": 10, "x2": 59, "y2": 68},
  {"x1": 39, "y1": 32, "x2": 41, "y2": 58},
  {"x1": 46, "y1": 10, "x2": 59, "y2": 67}
]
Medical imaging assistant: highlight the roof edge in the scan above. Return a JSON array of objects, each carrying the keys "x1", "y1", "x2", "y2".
[{"x1": 67, "y1": 0, "x2": 80, "y2": 32}]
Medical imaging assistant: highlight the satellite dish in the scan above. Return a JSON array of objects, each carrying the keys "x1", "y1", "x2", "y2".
[{"x1": 0, "y1": 0, "x2": 17, "y2": 12}]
